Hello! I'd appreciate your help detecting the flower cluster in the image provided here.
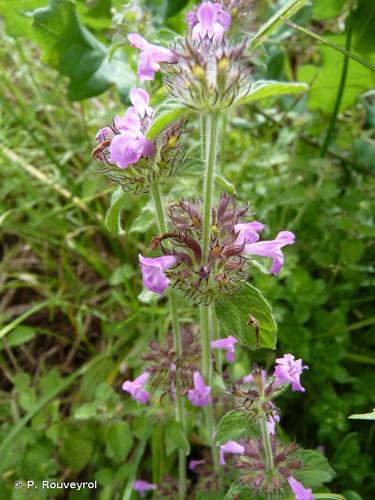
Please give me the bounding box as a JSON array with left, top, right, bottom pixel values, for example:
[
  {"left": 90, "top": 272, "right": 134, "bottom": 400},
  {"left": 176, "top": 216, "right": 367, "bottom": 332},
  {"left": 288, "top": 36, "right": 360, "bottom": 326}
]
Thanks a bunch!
[
  {"left": 128, "top": 2, "right": 254, "bottom": 112},
  {"left": 139, "top": 194, "right": 294, "bottom": 303},
  {"left": 93, "top": 88, "right": 186, "bottom": 193}
]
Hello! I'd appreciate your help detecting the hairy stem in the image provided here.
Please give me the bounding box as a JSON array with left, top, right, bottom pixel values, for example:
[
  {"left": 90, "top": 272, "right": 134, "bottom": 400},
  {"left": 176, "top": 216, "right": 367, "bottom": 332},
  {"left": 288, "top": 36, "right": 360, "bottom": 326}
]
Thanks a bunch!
[
  {"left": 150, "top": 182, "right": 186, "bottom": 499},
  {"left": 200, "top": 113, "right": 220, "bottom": 473}
]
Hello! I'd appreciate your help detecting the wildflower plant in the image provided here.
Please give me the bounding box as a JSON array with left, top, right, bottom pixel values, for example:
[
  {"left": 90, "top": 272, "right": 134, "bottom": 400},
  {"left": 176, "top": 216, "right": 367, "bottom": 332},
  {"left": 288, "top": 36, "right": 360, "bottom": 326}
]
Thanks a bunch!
[{"left": 92, "top": 0, "right": 338, "bottom": 498}]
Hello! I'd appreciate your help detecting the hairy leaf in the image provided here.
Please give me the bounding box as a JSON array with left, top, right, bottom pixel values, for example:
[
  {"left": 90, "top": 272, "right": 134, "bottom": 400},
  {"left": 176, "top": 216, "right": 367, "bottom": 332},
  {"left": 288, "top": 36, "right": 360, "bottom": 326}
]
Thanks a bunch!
[
  {"left": 293, "top": 449, "right": 336, "bottom": 487},
  {"left": 215, "top": 410, "right": 259, "bottom": 445},
  {"left": 32, "top": 0, "right": 134, "bottom": 100},
  {"left": 239, "top": 81, "right": 309, "bottom": 105},
  {"left": 216, "top": 283, "right": 277, "bottom": 350},
  {"left": 147, "top": 102, "right": 190, "bottom": 140},
  {"left": 105, "top": 187, "right": 126, "bottom": 234}
]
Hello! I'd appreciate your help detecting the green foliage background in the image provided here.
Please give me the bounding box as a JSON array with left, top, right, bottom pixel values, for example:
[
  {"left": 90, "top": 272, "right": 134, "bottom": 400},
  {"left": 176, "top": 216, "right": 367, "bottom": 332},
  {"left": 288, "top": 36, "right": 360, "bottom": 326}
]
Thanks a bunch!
[{"left": 0, "top": 0, "right": 374, "bottom": 499}]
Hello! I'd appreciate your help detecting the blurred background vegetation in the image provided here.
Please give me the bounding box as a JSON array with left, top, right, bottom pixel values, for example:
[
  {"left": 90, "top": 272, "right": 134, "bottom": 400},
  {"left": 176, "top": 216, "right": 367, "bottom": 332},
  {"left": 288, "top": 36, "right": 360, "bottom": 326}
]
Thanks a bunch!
[{"left": 0, "top": 0, "right": 374, "bottom": 499}]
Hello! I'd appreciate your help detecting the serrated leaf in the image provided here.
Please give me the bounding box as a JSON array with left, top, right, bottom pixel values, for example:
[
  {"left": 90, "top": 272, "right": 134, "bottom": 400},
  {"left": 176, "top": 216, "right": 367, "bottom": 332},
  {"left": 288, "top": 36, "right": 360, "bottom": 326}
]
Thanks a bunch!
[
  {"left": 249, "top": 0, "right": 309, "bottom": 49},
  {"left": 215, "top": 410, "right": 259, "bottom": 445},
  {"left": 293, "top": 449, "right": 335, "bottom": 488},
  {"left": 105, "top": 187, "right": 126, "bottom": 234},
  {"left": 105, "top": 421, "right": 133, "bottom": 463},
  {"left": 239, "top": 81, "right": 309, "bottom": 105},
  {"left": 32, "top": 0, "right": 135, "bottom": 100},
  {"left": 59, "top": 432, "right": 93, "bottom": 472},
  {"left": 164, "top": 419, "right": 190, "bottom": 456},
  {"left": 349, "top": 408, "right": 375, "bottom": 420},
  {"left": 216, "top": 283, "right": 277, "bottom": 350},
  {"left": 147, "top": 101, "right": 189, "bottom": 140}
]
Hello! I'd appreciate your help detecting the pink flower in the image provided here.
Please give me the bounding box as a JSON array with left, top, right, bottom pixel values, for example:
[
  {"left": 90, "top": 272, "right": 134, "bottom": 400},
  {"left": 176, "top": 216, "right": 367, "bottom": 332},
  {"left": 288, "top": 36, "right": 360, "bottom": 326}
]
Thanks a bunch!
[
  {"left": 122, "top": 371, "right": 150, "bottom": 404},
  {"left": 187, "top": 371, "right": 211, "bottom": 407},
  {"left": 139, "top": 254, "right": 178, "bottom": 295},
  {"left": 101, "top": 87, "right": 155, "bottom": 169},
  {"left": 242, "top": 369, "right": 267, "bottom": 384},
  {"left": 211, "top": 335, "right": 238, "bottom": 362},
  {"left": 267, "top": 401, "right": 280, "bottom": 435},
  {"left": 188, "top": 2, "right": 231, "bottom": 42},
  {"left": 219, "top": 440, "right": 245, "bottom": 465},
  {"left": 274, "top": 354, "right": 308, "bottom": 392},
  {"left": 189, "top": 459, "right": 204, "bottom": 470},
  {"left": 234, "top": 221, "right": 264, "bottom": 245},
  {"left": 243, "top": 231, "right": 295, "bottom": 274},
  {"left": 287, "top": 476, "right": 313, "bottom": 500},
  {"left": 128, "top": 33, "right": 176, "bottom": 82},
  {"left": 133, "top": 479, "right": 157, "bottom": 497}
]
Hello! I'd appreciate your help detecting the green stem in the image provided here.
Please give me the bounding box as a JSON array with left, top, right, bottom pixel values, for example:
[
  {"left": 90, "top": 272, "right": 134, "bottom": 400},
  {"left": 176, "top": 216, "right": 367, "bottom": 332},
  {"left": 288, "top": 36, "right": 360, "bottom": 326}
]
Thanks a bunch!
[
  {"left": 320, "top": 3, "right": 353, "bottom": 157},
  {"left": 202, "top": 113, "right": 219, "bottom": 263},
  {"left": 260, "top": 416, "right": 274, "bottom": 481},
  {"left": 199, "top": 113, "right": 220, "bottom": 473},
  {"left": 211, "top": 304, "right": 222, "bottom": 376},
  {"left": 150, "top": 182, "right": 186, "bottom": 500},
  {"left": 219, "top": 114, "right": 227, "bottom": 175}
]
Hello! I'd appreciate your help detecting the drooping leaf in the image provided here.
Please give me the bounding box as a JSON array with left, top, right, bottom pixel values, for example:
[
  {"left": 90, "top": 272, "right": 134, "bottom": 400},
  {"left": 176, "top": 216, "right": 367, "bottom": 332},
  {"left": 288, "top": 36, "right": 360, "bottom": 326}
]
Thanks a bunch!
[
  {"left": 239, "top": 81, "right": 309, "bottom": 105},
  {"left": 249, "top": 0, "right": 309, "bottom": 49},
  {"left": 105, "top": 186, "right": 126, "bottom": 234},
  {"left": 147, "top": 101, "right": 190, "bottom": 140},
  {"left": 105, "top": 421, "right": 134, "bottom": 463},
  {"left": 216, "top": 283, "right": 277, "bottom": 350},
  {"left": 349, "top": 408, "right": 375, "bottom": 420},
  {"left": 164, "top": 419, "right": 190, "bottom": 455},
  {"left": 32, "top": 0, "right": 135, "bottom": 100},
  {"left": 215, "top": 410, "right": 259, "bottom": 445},
  {"left": 293, "top": 449, "right": 336, "bottom": 487}
]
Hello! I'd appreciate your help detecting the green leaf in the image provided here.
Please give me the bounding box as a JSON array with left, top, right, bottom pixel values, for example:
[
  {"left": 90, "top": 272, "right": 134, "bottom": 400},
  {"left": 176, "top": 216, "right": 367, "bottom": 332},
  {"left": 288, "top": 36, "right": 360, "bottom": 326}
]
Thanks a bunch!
[
  {"left": 312, "top": 0, "right": 347, "bottom": 20},
  {"left": 164, "top": 419, "right": 190, "bottom": 456},
  {"left": 349, "top": 408, "right": 375, "bottom": 420},
  {"left": 216, "top": 283, "right": 277, "bottom": 350},
  {"left": 239, "top": 80, "right": 309, "bottom": 105},
  {"left": 32, "top": 0, "right": 135, "bottom": 100},
  {"left": 59, "top": 432, "right": 93, "bottom": 472},
  {"left": 105, "top": 421, "right": 134, "bottom": 463},
  {"left": 147, "top": 101, "right": 189, "bottom": 140},
  {"left": 215, "top": 410, "right": 259, "bottom": 445},
  {"left": 0, "top": 325, "right": 35, "bottom": 348},
  {"left": 105, "top": 187, "right": 126, "bottom": 234},
  {"left": 0, "top": 0, "right": 46, "bottom": 37},
  {"left": 165, "top": 0, "right": 189, "bottom": 19},
  {"left": 293, "top": 449, "right": 335, "bottom": 488},
  {"left": 249, "top": 0, "right": 309, "bottom": 49},
  {"left": 215, "top": 174, "right": 236, "bottom": 194}
]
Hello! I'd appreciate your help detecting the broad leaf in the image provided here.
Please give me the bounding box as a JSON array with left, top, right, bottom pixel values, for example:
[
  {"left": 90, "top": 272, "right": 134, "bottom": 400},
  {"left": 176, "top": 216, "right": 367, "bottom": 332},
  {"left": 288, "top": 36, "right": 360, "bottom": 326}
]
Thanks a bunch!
[
  {"left": 32, "top": 0, "right": 135, "bottom": 100},
  {"left": 165, "top": 0, "right": 190, "bottom": 19},
  {"left": 215, "top": 410, "right": 259, "bottom": 445},
  {"left": 105, "top": 421, "right": 134, "bottom": 463},
  {"left": 164, "top": 419, "right": 190, "bottom": 455},
  {"left": 216, "top": 283, "right": 277, "bottom": 350},
  {"left": 0, "top": 0, "right": 46, "bottom": 37},
  {"left": 293, "top": 449, "right": 335, "bottom": 487},
  {"left": 147, "top": 101, "right": 190, "bottom": 140},
  {"left": 105, "top": 186, "right": 126, "bottom": 234},
  {"left": 249, "top": 0, "right": 309, "bottom": 49},
  {"left": 349, "top": 408, "right": 375, "bottom": 420},
  {"left": 239, "top": 81, "right": 309, "bottom": 105},
  {"left": 59, "top": 432, "right": 93, "bottom": 472}
]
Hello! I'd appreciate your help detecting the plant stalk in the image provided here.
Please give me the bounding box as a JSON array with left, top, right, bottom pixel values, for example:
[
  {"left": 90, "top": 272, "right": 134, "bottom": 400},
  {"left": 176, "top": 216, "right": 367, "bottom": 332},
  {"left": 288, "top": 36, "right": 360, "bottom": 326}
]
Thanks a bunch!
[
  {"left": 200, "top": 113, "right": 220, "bottom": 473},
  {"left": 150, "top": 182, "right": 186, "bottom": 500}
]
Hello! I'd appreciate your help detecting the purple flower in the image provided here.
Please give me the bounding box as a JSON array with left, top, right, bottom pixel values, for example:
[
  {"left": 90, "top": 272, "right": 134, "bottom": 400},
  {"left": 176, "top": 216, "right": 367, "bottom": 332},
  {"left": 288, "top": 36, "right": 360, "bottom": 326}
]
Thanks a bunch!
[
  {"left": 133, "top": 480, "right": 157, "bottom": 497},
  {"left": 267, "top": 401, "right": 280, "bottom": 435},
  {"left": 96, "top": 126, "right": 112, "bottom": 142},
  {"left": 188, "top": 2, "right": 231, "bottom": 42},
  {"left": 211, "top": 335, "right": 238, "bottom": 362},
  {"left": 139, "top": 254, "right": 178, "bottom": 295},
  {"left": 187, "top": 371, "right": 211, "bottom": 407},
  {"left": 122, "top": 371, "right": 150, "bottom": 404},
  {"left": 287, "top": 476, "right": 313, "bottom": 500},
  {"left": 128, "top": 33, "right": 176, "bottom": 82},
  {"left": 219, "top": 440, "right": 245, "bottom": 465},
  {"left": 234, "top": 221, "right": 264, "bottom": 245},
  {"left": 243, "top": 369, "right": 267, "bottom": 384},
  {"left": 274, "top": 354, "right": 308, "bottom": 392},
  {"left": 189, "top": 459, "right": 204, "bottom": 470},
  {"left": 243, "top": 231, "right": 295, "bottom": 274},
  {"left": 110, "top": 134, "right": 154, "bottom": 169}
]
